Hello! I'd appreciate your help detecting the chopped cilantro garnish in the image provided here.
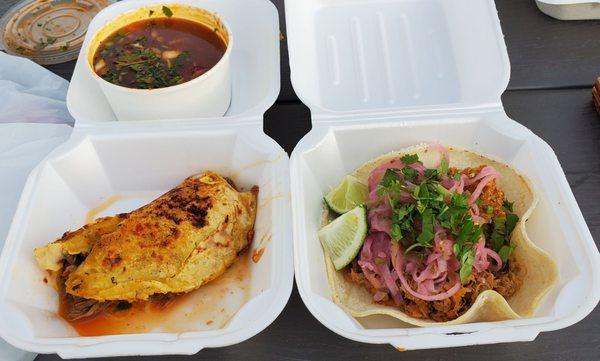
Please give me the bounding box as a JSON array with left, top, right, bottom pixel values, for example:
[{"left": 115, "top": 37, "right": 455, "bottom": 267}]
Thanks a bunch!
[
  {"left": 400, "top": 154, "right": 420, "bottom": 165},
  {"left": 441, "top": 158, "right": 449, "bottom": 177},
  {"left": 490, "top": 217, "right": 506, "bottom": 250},
  {"left": 498, "top": 245, "right": 514, "bottom": 263},
  {"left": 101, "top": 47, "right": 185, "bottom": 89},
  {"left": 459, "top": 249, "right": 475, "bottom": 283},
  {"left": 372, "top": 152, "right": 519, "bottom": 283},
  {"left": 424, "top": 168, "right": 438, "bottom": 179},
  {"left": 505, "top": 213, "right": 518, "bottom": 236},
  {"left": 490, "top": 212, "right": 519, "bottom": 254},
  {"left": 390, "top": 223, "right": 402, "bottom": 241},
  {"left": 503, "top": 200, "right": 514, "bottom": 212},
  {"left": 402, "top": 166, "right": 418, "bottom": 183},
  {"left": 416, "top": 208, "right": 435, "bottom": 246},
  {"left": 162, "top": 5, "right": 173, "bottom": 17}
]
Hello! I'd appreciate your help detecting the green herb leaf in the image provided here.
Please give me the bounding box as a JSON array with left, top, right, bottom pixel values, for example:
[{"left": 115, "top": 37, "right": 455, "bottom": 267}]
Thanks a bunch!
[
  {"left": 490, "top": 216, "right": 506, "bottom": 250},
  {"left": 453, "top": 242, "right": 461, "bottom": 256},
  {"left": 456, "top": 216, "right": 481, "bottom": 245},
  {"left": 503, "top": 200, "right": 514, "bottom": 212},
  {"left": 424, "top": 168, "right": 438, "bottom": 179},
  {"left": 174, "top": 50, "right": 190, "bottom": 67},
  {"left": 402, "top": 166, "right": 418, "bottom": 183},
  {"left": 434, "top": 183, "right": 452, "bottom": 198},
  {"left": 486, "top": 205, "right": 494, "bottom": 215},
  {"left": 441, "top": 158, "right": 449, "bottom": 177},
  {"left": 498, "top": 245, "right": 514, "bottom": 263},
  {"left": 162, "top": 5, "right": 173, "bottom": 17},
  {"left": 416, "top": 208, "right": 434, "bottom": 246},
  {"left": 459, "top": 249, "right": 475, "bottom": 284},
  {"left": 381, "top": 169, "right": 400, "bottom": 188},
  {"left": 393, "top": 205, "right": 412, "bottom": 222},
  {"left": 390, "top": 223, "right": 402, "bottom": 241},
  {"left": 505, "top": 213, "right": 519, "bottom": 236},
  {"left": 377, "top": 169, "right": 402, "bottom": 197},
  {"left": 400, "top": 154, "right": 420, "bottom": 165}
]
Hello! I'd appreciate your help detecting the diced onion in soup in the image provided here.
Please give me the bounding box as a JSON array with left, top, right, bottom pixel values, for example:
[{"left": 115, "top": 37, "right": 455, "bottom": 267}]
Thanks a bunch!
[
  {"left": 94, "top": 58, "right": 106, "bottom": 72},
  {"left": 162, "top": 50, "right": 182, "bottom": 60}
]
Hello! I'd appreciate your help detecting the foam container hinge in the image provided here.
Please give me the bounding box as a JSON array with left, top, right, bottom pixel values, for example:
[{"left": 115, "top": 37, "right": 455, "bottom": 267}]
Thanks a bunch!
[
  {"left": 535, "top": 0, "right": 600, "bottom": 20},
  {"left": 286, "top": 0, "right": 600, "bottom": 350},
  {"left": 0, "top": 0, "right": 293, "bottom": 358}
]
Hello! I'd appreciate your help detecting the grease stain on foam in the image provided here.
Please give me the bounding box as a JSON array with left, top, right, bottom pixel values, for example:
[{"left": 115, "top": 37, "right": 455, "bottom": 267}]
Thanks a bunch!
[
  {"left": 252, "top": 247, "right": 265, "bottom": 263},
  {"left": 85, "top": 194, "right": 123, "bottom": 223},
  {"left": 251, "top": 232, "right": 271, "bottom": 264},
  {"left": 258, "top": 192, "right": 286, "bottom": 208},
  {"left": 228, "top": 153, "right": 285, "bottom": 182}
]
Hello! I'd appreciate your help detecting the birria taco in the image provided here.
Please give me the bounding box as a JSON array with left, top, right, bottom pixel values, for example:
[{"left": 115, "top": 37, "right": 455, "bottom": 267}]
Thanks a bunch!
[{"left": 318, "top": 144, "right": 557, "bottom": 326}]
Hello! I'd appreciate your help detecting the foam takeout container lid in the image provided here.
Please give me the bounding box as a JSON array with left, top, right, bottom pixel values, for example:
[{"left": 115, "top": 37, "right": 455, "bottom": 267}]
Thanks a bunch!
[
  {"left": 0, "top": 0, "right": 293, "bottom": 358},
  {"left": 286, "top": 0, "right": 600, "bottom": 351}
]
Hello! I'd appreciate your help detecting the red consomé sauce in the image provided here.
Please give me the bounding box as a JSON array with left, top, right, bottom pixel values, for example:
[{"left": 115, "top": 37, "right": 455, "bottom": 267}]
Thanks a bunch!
[{"left": 93, "top": 17, "right": 226, "bottom": 89}]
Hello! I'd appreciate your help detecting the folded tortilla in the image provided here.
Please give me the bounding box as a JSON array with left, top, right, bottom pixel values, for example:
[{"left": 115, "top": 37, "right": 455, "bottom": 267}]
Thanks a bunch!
[{"left": 34, "top": 171, "right": 258, "bottom": 303}]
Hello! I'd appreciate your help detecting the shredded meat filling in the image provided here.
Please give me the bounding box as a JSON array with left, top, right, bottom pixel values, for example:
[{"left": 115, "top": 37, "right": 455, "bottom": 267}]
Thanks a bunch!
[
  {"left": 57, "top": 254, "right": 177, "bottom": 321},
  {"left": 347, "top": 260, "right": 522, "bottom": 322}
]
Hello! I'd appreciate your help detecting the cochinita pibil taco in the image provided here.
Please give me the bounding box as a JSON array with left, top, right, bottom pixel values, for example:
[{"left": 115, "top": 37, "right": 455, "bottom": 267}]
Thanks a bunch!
[{"left": 318, "top": 144, "right": 557, "bottom": 326}]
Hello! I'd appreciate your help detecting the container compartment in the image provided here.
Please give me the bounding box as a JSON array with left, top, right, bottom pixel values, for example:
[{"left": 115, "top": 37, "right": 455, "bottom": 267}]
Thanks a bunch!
[
  {"left": 290, "top": 110, "right": 600, "bottom": 349},
  {"left": 67, "top": 0, "right": 281, "bottom": 124},
  {"left": 0, "top": 125, "right": 293, "bottom": 358},
  {"left": 287, "top": 0, "right": 599, "bottom": 349}
]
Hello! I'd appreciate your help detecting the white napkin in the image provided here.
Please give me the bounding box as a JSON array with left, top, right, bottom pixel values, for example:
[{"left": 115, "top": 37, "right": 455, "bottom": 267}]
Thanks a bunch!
[
  {"left": 0, "top": 52, "right": 74, "bottom": 125},
  {"left": 0, "top": 53, "right": 74, "bottom": 361}
]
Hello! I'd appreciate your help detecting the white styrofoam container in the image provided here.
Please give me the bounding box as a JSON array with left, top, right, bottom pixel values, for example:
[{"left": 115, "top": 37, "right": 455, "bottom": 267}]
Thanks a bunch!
[
  {"left": 68, "top": 0, "right": 281, "bottom": 124},
  {"left": 0, "top": 0, "right": 293, "bottom": 358},
  {"left": 86, "top": 3, "right": 234, "bottom": 121},
  {"left": 0, "top": 123, "right": 73, "bottom": 361},
  {"left": 535, "top": 0, "right": 600, "bottom": 20},
  {"left": 287, "top": 0, "right": 600, "bottom": 350}
]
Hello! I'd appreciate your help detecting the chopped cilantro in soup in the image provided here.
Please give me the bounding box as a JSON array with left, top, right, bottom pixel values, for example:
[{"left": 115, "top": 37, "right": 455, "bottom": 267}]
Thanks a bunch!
[{"left": 93, "top": 17, "right": 226, "bottom": 89}]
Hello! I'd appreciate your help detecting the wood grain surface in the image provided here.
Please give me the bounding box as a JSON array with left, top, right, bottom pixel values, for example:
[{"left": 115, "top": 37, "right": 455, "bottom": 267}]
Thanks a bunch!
[{"left": 1, "top": 0, "right": 598, "bottom": 360}]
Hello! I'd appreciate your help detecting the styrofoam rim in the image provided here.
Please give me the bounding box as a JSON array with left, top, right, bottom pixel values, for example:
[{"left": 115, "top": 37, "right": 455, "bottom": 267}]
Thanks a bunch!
[{"left": 0, "top": 129, "right": 295, "bottom": 357}]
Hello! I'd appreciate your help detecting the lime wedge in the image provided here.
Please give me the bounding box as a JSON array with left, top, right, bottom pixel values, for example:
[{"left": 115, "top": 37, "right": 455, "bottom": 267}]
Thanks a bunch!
[
  {"left": 318, "top": 206, "right": 367, "bottom": 270},
  {"left": 324, "top": 175, "right": 368, "bottom": 214}
]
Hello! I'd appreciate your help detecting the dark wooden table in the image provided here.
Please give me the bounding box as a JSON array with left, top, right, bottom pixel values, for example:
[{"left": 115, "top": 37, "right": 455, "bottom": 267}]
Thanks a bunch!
[{"left": 2, "top": 0, "right": 598, "bottom": 359}]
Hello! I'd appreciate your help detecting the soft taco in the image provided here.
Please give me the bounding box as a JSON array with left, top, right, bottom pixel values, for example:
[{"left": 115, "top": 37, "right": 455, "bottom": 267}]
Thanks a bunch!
[{"left": 318, "top": 144, "right": 557, "bottom": 326}]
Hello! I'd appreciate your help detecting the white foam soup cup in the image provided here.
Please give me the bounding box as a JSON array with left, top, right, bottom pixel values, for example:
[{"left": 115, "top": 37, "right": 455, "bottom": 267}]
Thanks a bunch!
[{"left": 86, "top": 3, "right": 233, "bottom": 121}]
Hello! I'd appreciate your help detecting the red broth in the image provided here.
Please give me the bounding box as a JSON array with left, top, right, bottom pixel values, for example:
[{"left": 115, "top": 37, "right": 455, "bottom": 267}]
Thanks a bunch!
[{"left": 93, "top": 17, "right": 226, "bottom": 89}]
